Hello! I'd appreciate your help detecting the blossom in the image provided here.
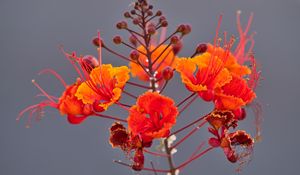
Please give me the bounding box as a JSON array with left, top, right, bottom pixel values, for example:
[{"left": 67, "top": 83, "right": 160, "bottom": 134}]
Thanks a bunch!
[
  {"left": 214, "top": 74, "right": 256, "bottom": 110},
  {"left": 18, "top": 78, "right": 94, "bottom": 126},
  {"left": 127, "top": 92, "right": 178, "bottom": 143},
  {"left": 175, "top": 54, "right": 232, "bottom": 101},
  {"left": 75, "top": 64, "right": 130, "bottom": 110},
  {"left": 129, "top": 45, "right": 176, "bottom": 81}
]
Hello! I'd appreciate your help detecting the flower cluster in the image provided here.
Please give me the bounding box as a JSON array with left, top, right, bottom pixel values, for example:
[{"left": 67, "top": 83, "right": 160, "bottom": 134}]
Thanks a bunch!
[{"left": 18, "top": 0, "right": 261, "bottom": 174}]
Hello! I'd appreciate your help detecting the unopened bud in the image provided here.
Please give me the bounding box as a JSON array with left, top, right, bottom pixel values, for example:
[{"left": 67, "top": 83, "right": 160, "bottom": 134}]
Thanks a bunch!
[
  {"left": 170, "top": 36, "right": 180, "bottom": 44},
  {"left": 196, "top": 43, "right": 208, "bottom": 54},
  {"left": 161, "top": 20, "right": 168, "bottom": 27},
  {"left": 124, "top": 12, "right": 131, "bottom": 18},
  {"left": 133, "top": 18, "right": 141, "bottom": 25},
  {"left": 147, "top": 23, "right": 156, "bottom": 35},
  {"left": 129, "top": 35, "right": 138, "bottom": 47},
  {"left": 183, "top": 24, "right": 192, "bottom": 35},
  {"left": 130, "top": 50, "right": 140, "bottom": 60},
  {"left": 92, "top": 37, "right": 103, "bottom": 47},
  {"left": 147, "top": 10, "right": 153, "bottom": 16},
  {"left": 116, "top": 21, "right": 128, "bottom": 29},
  {"left": 113, "top": 36, "right": 122, "bottom": 44},
  {"left": 82, "top": 55, "right": 99, "bottom": 73},
  {"left": 172, "top": 41, "right": 183, "bottom": 55},
  {"left": 177, "top": 24, "right": 185, "bottom": 33},
  {"left": 156, "top": 10, "right": 162, "bottom": 16},
  {"left": 162, "top": 66, "right": 174, "bottom": 80},
  {"left": 159, "top": 16, "right": 166, "bottom": 23},
  {"left": 131, "top": 10, "right": 136, "bottom": 15},
  {"left": 148, "top": 5, "right": 153, "bottom": 9}
]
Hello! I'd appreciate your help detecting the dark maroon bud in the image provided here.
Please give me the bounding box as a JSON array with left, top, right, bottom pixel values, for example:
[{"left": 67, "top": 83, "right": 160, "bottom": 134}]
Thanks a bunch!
[
  {"left": 161, "top": 20, "right": 168, "bottom": 27},
  {"left": 177, "top": 24, "right": 186, "bottom": 33},
  {"left": 124, "top": 12, "right": 131, "bottom": 18},
  {"left": 113, "top": 36, "right": 122, "bottom": 44},
  {"left": 159, "top": 16, "right": 166, "bottom": 22},
  {"left": 131, "top": 10, "right": 136, "bottom": 15},
  {"left": 133, "top": 18, "right": 141, "bottom": 25},
  {"left": 129, "top": 35, "right": 138, "bottom": 47},
  {"left": 147, "top": 10, "right": 153, "bottom": 16},
  {"left": 196, "top": 43, "right": 208, "bottom": 54},
  {"left": 162, "top": 66, "right": 174, "bottom": 80},
  {"left": 132, "top": 148, "right": 144, "bottom": 171},
  {"left": 116, "top": 21, "right": 128, "bottom": 29},
  {"left": 92, "top": 37, "right": 104, "bottom": 47},
  {"left": 182, "top": 24, "right": 192, "bottom": 35},
  {"left": 172, "top": 41, "right": 183, "bottom": 55},
  {"left": 148, "top": 5, "right": 153, "bottom": 9},
  {"left": 130, "top": 50, "right": 140, "bottom": 60},
  {"left": 82, "top": 55, "right": 99, "bottom": 73},
  {"left": 156, "top": 10, "right": 162, "bottom": 16},
  {"left": 170, "top": 36, "right": 180, "bottom": 44},
  {"left": 147, "top": 23, "right": 156, "bottom": 35}
]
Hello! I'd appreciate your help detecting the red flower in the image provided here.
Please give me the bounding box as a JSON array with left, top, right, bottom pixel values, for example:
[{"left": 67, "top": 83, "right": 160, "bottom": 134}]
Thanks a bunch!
[{"left": 127, "top": 92, "right": 178, "bottom": 143}]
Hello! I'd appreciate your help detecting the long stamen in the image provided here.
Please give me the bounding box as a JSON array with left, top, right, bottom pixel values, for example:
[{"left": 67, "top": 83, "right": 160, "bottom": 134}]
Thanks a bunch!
[
  {"left": 38, "top": 69, "right": 67, "bottom": 88},
  {"left": 94, "top": 113, "right": 127, "bottom": 123},
  {"left": 113, "top": 160, "right": 169, "bottom": 173},
  {"left": 31, "top": 80, "right": 56, "bottom": 103}
]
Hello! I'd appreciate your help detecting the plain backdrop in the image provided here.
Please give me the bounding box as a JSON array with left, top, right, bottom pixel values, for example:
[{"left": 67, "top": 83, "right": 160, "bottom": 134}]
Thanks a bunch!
[{"left": 1, "top": 0, "right": 300, "bottom": 175}]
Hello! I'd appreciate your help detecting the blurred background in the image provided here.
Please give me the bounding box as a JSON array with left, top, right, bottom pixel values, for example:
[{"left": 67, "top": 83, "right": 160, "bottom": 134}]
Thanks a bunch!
[{"left": 1, "top": 0, "right": 300, "bottom": 174}]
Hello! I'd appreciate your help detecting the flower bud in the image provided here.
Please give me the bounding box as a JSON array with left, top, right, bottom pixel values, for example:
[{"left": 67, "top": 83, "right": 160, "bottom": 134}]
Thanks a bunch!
[
  {"left": 159, "top": 16, "right": 166, "bottom": 23},
  {"left": 130, "top": 10, "right": 136, "bottom": 15},
  {"left": 182, "top": 24, "right": 191, "bottom": 35},
  {"left": 147, "top": 23, "right": 156, "bottom": 35},
  {"left": 124, "top": 12, "right": 131, "bottom": 18},
  {"left": 132, "top": 148, "right": 144, "bottom": 171},
  {"left": 156, "top": 10, "right": 162, "bottom": 16},
  {"left": 116, "top": 21, "right": 127, "bottom": 29},
  {"left": 208, "top": 137, "right": 221, "bottom": 147},
  {"left": 148, "top": 5, "right": 153, "bottom": 9},
  {"left": 162, "top": 66, "right": 174, "bottom": 80},
  {"left": 170, "top": 36, "right": 180, "bottom": 44},
  {"left": 177, "top": 24, "right": 186, "bottom": 33},
  {"left": 113, "top": 36, "right": 122, "bottom": 45},
  {"left": 161, "top": 20, "right": 168, "bottom": 27},
  {"left": 172, "top": 41, "right": 183, "bottom": 55},
  {"left": 129, "top": 35, "right": 138, "bottom": 47},
  {"left": 147, "top": 10, "right": 153, "bottom": 16},
  {"left": 196, "top": 43, "right": 208, "bottom": 54},
  {"left": 130, "top": 50, "right": 140, "bottom": 60},
  {"left": 82, "top": 55, "right": 99, "bottom": 73},
  {"left": 92, "top": 37, "right": 103, "bottom": 47},
  {"left": 133, "top": 18, "right": 141, "bottom": 25}
]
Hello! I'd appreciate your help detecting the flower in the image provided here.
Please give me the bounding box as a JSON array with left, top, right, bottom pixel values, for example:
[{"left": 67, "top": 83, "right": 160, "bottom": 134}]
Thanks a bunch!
[
  {"left": 220, "top": 130, "right": 254, "bottom": 163},
  {"left": 75, "top": 64, "right": 130, "bottom": 110},
  {"left": 18, "top": 78, "right": 94, "bottom": 126},
  {"left": 206, "top": 110, "right": 237, "bottom": 130},
  {"left": 127, "top": 92, "right": 178, "bottom": 143},
  {"left": 129, "top": 45, "right": 176, "bottom": 81},
  {"left": 214, "top": 74, "right": 256, "bottom": 110},
  {"left": 175, "top": 54, "right": 232, "bottom": 101}
]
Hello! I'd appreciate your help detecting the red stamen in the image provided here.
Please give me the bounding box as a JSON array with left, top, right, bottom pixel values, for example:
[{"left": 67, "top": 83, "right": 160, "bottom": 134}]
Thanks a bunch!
[
  {"left": 38, "top": 69, "right": 67, "bottom": 88},
  {"left": 31, "top": 80, "right": 56, "bottom": 103}
]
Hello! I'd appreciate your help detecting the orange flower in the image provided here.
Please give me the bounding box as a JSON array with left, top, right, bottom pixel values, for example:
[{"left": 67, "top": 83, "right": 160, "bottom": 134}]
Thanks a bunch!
[
  {"left": 206, "top": 44, "right": 251, "bottom": 76},
  {"left": 18, "top": 78, "right": 94, "bottom": 126},
  {"left": 129, "top": 45, "right": 176, "bottom": 81},
  {"left": 75, "top": 64, "right": 130, "bottom": 110},
  {"left": 176, "top": 54, "right": 232, "bottom": 101},
  {"left": 127, "top": 92, "right": 178, "bottom": 143},
  {"left": 214, "top": 74, "right": 256, "bottom": 110}
]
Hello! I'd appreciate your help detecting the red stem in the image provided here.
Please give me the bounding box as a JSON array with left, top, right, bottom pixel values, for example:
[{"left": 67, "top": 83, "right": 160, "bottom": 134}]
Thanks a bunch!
[
  {"left": 170, "top": 115, "right": 207, "bottom": 136},
  {"left": 93, "top": 113, "right": 127, "bottom": 123}
]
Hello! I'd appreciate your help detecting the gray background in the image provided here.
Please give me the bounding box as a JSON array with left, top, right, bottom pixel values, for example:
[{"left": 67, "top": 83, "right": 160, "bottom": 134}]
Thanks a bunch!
[{"left": 1, "top": 0, "right": 299, "bottom": 174}]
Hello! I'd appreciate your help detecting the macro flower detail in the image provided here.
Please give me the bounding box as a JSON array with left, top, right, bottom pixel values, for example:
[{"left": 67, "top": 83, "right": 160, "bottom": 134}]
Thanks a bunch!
[
  {"left": 75, "top": 64, "right": 130, "bottom": 110},
  {"left": 206, "top": 110, "right": 237, "bottom": 130},
  {"left": 176, "top": 54, "right": 232, "bottom": 101},
  {"left": 128, "top": 92, "right": 178, "bottom": 143},
  {"left": 214, "top": 74, "right": 256, "bottom": 110}
]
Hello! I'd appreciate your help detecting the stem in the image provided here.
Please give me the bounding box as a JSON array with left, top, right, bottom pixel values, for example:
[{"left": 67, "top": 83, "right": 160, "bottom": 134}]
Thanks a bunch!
[
  {"left": 150, "top": 161, "right": 158, "bottom": 175},
  {"left": 179, "top": 95, "right": 198, "bottom": 114},
  {"left": 123, "top": 90, "right": 138, "bottom": 99},
  {"left": 170, "top": 115, "right": 207, "bottom": 136},
  {"left": 93, "top": 113, "right": 127, "bottom": 123},
  {"left": 144, "top": 149, "right": 170, "bottom": 157},
  {"left": 102, "top": 45, "right": 134, "bottom": 62},
  {"left": 159, "top": 80, "right": 168, "bottom": 94},
  {"left": 171, "top": 120, "right": 207, "bottom": 149},
  {"left": 176, "top": 147, "right": 214, "bottom": 170},
  {"left": 176, "top": 93, "right": 196, "bottom": 107},
  {"left": 114, "top": 160, "right": 169, "bottom": 173},
  {"left": 164, "top": 139, "right": 177, "bottom": 175},
  {"left": 127, "top": 81, "right": 150, "bottom": 89}
]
